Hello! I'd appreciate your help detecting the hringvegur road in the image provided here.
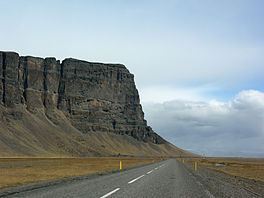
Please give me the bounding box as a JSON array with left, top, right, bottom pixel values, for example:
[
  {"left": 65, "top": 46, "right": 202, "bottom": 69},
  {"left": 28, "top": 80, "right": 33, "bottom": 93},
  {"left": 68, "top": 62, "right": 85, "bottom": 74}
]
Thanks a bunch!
[{"left": 2, "top": 159, "right": 259, "bottom": 198}]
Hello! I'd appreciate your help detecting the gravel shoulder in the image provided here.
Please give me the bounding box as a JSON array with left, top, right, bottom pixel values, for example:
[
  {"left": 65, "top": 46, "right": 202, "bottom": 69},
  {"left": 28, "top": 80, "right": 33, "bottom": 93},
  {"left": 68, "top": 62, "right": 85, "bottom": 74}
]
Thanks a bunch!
[{"left": 184, "top": 161, "right": 264, "bottom": 197}]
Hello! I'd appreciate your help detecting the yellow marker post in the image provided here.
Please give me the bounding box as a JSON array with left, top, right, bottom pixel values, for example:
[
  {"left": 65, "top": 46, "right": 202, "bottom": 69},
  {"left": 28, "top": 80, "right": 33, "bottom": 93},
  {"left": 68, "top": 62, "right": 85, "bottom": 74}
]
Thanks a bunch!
[
  {"left": 195, "top": 162, "right": 197, "bottom": 171},
  {"left": 120, "top": 161, "right": 122, "bottom": 170},
  {"left": 182, "top": 159, "right": 184, "bottom": 164}
]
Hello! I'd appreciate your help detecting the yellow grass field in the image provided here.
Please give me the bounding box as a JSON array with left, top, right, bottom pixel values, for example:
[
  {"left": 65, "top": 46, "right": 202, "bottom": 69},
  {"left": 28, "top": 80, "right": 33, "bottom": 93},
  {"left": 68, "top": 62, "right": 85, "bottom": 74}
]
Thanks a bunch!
[
  {"left": 183, "top": 157, "right": 264, "bottom": 182},
  {"left": 0, "top": 157, "right": 163, "bottom": 189}
]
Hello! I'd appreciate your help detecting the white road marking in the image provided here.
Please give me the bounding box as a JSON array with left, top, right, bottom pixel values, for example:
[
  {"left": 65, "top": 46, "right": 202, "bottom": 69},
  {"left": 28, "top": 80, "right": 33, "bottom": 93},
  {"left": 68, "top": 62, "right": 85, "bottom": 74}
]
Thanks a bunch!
[
  {"left": 205, "top": 189, "right": 215, "bottom": 198},
  {"left": 147, "top": 170, "right": 153, "bottom": 174},
  {"left": 196, "top": 181, "right": 203, "bottom": 186},
  {"left": 128, "top": 175, "right": 145, "bottom": 184},
  {"left": 100, "top": 188, "right": 120, "bottom": 198},
  {"left": 155, "top": 167, "right": 158, "bottom": 170}
]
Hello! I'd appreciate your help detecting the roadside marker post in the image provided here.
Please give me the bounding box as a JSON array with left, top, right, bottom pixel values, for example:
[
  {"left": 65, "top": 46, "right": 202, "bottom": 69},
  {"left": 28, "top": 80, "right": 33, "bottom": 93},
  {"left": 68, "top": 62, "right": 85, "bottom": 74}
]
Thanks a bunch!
[
  {"left": 120, "top": 161, "right": 122, "bottom": 170},
  {"left": 195, "top": 162, "right": 197, "bottom": 171}
]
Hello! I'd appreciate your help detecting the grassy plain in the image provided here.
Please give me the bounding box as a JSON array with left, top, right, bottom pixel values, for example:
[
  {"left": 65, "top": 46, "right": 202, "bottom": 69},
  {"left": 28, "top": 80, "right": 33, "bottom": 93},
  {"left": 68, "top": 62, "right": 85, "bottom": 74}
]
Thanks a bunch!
[
  {"left": 183, "top": 157, "right": 264, "bottom": 182},
  {"left": 0, "top": 157, "right": 162, "bottom": 189}
]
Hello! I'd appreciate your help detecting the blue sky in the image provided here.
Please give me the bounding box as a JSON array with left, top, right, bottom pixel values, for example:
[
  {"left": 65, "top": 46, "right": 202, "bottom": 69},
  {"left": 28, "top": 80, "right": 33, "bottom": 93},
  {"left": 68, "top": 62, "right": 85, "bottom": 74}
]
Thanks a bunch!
[{"left": 1, "top": 0, "right": 264, "bottom": 157}]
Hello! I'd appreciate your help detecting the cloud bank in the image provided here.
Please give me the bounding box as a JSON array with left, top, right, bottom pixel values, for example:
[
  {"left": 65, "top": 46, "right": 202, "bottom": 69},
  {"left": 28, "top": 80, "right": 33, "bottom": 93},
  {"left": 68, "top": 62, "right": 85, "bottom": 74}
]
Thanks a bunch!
[{"left": 143, "top": 90, "right": 264, "bottom": 157}]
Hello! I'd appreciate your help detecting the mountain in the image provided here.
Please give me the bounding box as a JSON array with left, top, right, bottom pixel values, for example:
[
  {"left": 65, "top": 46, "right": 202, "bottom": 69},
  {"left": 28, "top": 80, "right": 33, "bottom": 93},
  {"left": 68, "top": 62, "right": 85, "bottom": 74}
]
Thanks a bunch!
[{"left": 0, "top": 51, "right": 194, "bottom": 157}]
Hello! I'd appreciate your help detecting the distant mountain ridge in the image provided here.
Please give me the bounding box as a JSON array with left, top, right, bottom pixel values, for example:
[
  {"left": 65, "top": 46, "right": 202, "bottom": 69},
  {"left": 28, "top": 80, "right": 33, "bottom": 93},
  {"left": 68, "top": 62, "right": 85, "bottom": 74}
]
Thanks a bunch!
[{"left": 0, "top": 51, "right": 194, "bottom": 157}]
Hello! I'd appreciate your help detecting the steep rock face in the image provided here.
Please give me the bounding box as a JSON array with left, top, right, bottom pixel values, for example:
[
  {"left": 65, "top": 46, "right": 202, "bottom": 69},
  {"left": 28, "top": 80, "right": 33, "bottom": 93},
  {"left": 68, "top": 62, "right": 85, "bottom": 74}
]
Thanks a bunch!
[
  {"left": 0, "top": 51, "right": 165, "bottom": 144},
  {"left": 18, "top": 56, "right": 61, "bottom": 110},
  {"left": 1, "top": 52, "right": 20, "bottom": 106},
  {"left": 0, "top": 52, "right": 3, "bottom": 104}
]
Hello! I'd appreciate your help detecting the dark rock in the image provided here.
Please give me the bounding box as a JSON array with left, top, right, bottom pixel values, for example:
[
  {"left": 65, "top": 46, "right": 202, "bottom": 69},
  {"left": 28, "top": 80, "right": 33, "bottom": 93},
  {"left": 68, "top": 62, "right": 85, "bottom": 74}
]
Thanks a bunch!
[
  {"left": 19, "top": 56, "right": 45, "bottom": 110},
  {"left": 43, "top": 58, "right": 61, "bottom": 109},
  {"left": 0, "top": 52, "right": 3, "bottom": 105},
  {"left": 2, "top": 52, "right": 20, "bottom": 106}
]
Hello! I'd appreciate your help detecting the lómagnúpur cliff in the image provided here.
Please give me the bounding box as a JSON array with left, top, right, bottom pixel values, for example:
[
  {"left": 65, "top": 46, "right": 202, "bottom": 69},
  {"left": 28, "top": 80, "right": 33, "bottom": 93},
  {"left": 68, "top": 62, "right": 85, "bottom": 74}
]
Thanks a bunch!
[{"left": 0, "top": 51, "right": 193, "bottom": 157}]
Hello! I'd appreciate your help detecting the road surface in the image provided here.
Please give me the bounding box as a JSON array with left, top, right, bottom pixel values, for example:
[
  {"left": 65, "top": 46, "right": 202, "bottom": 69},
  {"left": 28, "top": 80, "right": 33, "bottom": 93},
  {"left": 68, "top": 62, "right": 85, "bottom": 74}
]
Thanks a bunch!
[{"left": 1, "top": 159, "right": 260, "bottom": 198}]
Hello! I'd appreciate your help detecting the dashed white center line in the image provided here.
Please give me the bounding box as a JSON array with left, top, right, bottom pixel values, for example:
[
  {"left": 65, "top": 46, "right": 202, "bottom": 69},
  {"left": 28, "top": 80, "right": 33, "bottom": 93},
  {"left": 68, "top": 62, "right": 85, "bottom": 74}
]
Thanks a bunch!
[
  {"left": 100, "top": 163, "right": 168, "bottom": 197},
  {"left": 128, "top": 175, "right": 145, "bottom": 184},
  {"left": 147, "top": 170, "right": 153, "bottom": 174},
  {"left": 205, "top": 189, "right": 215, "bottom": 198},
  {"left": 101, "top": 163, "right": 168, "bottom": 196},
  {"left": 100, "top": 188, "right": 120, "bottom": 198}
]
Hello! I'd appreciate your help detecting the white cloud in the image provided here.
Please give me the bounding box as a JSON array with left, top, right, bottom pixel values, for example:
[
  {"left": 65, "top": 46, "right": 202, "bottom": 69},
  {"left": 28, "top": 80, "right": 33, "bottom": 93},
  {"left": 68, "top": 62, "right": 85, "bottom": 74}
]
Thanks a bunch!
[{"left": 143, "top": 90, "right": 264, "bottom": 157}]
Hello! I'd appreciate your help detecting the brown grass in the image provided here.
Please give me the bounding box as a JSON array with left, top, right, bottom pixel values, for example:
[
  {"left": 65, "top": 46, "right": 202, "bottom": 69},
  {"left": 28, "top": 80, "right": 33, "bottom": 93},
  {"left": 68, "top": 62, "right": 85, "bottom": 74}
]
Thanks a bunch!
[
  {"left": 182, "top": 157, "right": 264, "bottom": 182},
  {"left": 0, "top": 157, "right": 163, "bottom": 189}
]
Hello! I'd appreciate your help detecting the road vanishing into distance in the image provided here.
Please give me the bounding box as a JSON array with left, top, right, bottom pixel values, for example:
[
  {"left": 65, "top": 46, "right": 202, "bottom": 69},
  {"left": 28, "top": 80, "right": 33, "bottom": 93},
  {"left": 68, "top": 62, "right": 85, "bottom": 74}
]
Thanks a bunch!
[{"left": 2, "top": 159, "right": 261, "bottom": 198}]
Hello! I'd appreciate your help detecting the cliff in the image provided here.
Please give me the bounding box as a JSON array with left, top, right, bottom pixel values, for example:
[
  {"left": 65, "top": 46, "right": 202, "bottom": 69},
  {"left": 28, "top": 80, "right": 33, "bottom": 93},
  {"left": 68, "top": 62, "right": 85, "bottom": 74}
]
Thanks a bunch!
[{"left": 0, "top": 51, "right": 194, "bottom": 157}]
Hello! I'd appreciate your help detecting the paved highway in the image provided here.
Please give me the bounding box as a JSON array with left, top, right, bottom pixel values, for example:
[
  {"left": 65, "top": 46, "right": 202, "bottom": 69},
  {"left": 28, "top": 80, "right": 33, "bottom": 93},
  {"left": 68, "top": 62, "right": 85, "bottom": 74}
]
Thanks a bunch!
[
  {"left": 2, "top": 159, "right": 259, "bottom": 198},
  {"left": 2, "top": 159, "right": 216, "bottom": 198}
]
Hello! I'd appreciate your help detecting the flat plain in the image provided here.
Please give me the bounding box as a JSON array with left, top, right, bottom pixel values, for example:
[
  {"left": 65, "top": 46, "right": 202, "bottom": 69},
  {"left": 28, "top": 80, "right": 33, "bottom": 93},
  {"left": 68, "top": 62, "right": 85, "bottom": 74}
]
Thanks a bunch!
[
  {"left": 0, "top": 157, "right": 162, "bottom": 189},
  {"left": 2, "top": 156, "right": 264, "bottom": 197},
  {"left": 183, "top": 157, "right": 264, "bottom": 182}
]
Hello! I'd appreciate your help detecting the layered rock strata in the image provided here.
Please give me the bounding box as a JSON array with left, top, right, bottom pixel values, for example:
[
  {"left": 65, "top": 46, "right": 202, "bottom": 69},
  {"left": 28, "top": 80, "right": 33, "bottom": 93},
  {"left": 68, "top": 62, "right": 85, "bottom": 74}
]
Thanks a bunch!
[{"left": 0, "top": 51, "right": 165, "bottom": 144}]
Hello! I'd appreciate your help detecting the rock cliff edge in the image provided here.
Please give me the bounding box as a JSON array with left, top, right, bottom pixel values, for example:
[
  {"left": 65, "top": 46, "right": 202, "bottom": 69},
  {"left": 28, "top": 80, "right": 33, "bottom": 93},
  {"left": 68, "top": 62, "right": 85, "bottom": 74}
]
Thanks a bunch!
[{"left": 0, "top": 51, "right": 164, "bottom": 144}]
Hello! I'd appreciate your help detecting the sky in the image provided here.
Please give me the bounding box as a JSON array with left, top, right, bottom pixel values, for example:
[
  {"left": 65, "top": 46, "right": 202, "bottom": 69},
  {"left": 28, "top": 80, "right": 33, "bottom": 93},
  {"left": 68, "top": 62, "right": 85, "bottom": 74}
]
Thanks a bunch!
[{"left": 0, "top": 0, "right": 264, "bottom": 157}]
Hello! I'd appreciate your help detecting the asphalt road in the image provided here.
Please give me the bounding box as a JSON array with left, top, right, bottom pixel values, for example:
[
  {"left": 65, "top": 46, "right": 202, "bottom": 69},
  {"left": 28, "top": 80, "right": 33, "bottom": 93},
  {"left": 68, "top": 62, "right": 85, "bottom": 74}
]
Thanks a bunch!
[{"left": 2, "top": 159, "right": 221, "bottom": 198}]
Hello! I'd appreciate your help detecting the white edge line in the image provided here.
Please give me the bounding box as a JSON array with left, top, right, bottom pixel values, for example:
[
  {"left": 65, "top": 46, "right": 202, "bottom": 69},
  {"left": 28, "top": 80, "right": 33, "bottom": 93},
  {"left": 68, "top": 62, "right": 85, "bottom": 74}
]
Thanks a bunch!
[
  {"left": 100, "top": 188, "right": 120, "bottom": 198},
  {"left": 128, "top": 175, "right": 145, "bottom": 184},
  {"left": 155, "top": 167, "right": 158, "bottom": 170},
  {"left": 147, "top": 170, "right": 153, "bottom": 174}
]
